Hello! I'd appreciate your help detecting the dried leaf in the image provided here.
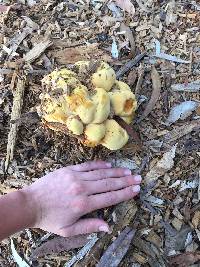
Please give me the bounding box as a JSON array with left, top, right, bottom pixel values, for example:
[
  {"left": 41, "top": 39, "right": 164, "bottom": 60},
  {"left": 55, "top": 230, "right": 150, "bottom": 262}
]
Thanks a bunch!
[
  {"left": 11, "top": 239, "right": 30, "bottom": 267},
  {"left": 120, "top": 23, "right": 135, "bottom": 55},
  {"left": 169, "top": 252, "right": 200, "bottom": 267},
  {"left": 145, "top": 144, "right": 177, "bottom": 184},
  {"left": 31, "top": 235, "right": 89, "bottom": 259},
  {"left": 114, "top": 0, "right": 135, "bottom": 16},
  {"left": 134, "top": 69, "right": 144, "bottom": 96},
  {"left": 165, "top": 101, "right": 199, "bottom": 126},
  {"left": 154, "top": 39, "right": 190, "bottom": 63},
  {"left": 114, "top": 116, "right": 142, "bottom": 145},
  {"left": 97, "top": 227, "right": 136, "bottom": 267},
  {"left": 139, "top": 66, "right": 161, "bottom": 121},
  {"left": 171, "top": 80, "right": 200, "bottom": 92},
  {"left": 163, "top": 120, "right": 200, "bottom": 143},
  {"left": 165, "top": 226, "right": 191, "bottom": 255},
  {"left": 127, "top": 70, "right": 137, "bottom": 86},
  {"left": 154, "top": 53, "right": 190, "bottom": 64}
]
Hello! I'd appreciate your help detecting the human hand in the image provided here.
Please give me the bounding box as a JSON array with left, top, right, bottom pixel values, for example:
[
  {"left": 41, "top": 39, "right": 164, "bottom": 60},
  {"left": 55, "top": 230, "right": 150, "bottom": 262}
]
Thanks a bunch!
[{"left": 23, "top": 161, "right": 141, "bottom": 237}]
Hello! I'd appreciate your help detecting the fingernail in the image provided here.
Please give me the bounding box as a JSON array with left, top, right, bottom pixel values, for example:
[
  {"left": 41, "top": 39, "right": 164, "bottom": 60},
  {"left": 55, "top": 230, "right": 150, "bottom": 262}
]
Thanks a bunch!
[
  {"left": 132, "top": 185, "right": 140, "bottom": 193},
  {"left": 99, "top": 225, "right": 110, "bottom": 233},
  {"left": 106, "top": 162, "right": 112, "bottom": 167},
  {"left": 134, "top": 175, "right": 142, "bottom": 183},
  {"left": 124, "top": 169, "right": 131, "bottom": 175}
]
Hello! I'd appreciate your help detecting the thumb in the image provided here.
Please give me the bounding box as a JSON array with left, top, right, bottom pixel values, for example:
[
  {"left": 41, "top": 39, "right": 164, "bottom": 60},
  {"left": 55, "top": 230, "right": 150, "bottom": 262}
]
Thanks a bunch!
[{"left": 58, "top": 218, "right": 110, "bottom": 237}]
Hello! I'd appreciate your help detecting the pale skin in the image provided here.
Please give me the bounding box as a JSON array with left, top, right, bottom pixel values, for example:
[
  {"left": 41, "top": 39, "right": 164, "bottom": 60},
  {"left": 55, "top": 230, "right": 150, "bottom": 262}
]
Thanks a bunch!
[{"left": 0, "top": 160, "right": 141, "bottom": 241}]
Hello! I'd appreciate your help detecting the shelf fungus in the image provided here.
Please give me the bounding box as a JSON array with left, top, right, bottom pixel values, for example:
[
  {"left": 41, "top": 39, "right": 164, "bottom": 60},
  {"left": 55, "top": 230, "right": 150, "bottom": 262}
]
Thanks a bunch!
[{"left": 38, "top": 61, "right": 137, "bottom": 150}]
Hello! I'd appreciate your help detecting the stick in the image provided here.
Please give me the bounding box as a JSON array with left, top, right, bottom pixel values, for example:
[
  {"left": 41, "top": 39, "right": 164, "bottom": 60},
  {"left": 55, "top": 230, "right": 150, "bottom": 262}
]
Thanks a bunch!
[
  {"left": 116, "top": 52, "right": 146, "bottom": 79},
  {"left": 24, "top": 39, "right": 52, "bottom": 63},
  {"left": 5, "top": 76, "right": 26, "bottom": 172}
]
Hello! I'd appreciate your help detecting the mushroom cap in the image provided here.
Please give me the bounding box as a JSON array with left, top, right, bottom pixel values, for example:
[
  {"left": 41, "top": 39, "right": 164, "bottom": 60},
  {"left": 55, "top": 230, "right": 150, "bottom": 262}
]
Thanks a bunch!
[
  {"left": 114, "top": 80, "right": 131, "bottom": 91},
  {"left": 65, "top": 88, "right": 95, "bottom": 124},
  {"left": 109, "top": 90, "right": 137, "bottom": 117},
  {"left": 92, "top": 62, "right": 116, "bottom": 91},
  {"left": 76, "top": 102, "right": 95, "bottom": 124},
  {"left": 101, "top": 119, "right": 129, "bottom": 150},
  {"left": 85, "top": 123, "right": 106, "bottom": 145},
  {"left": 66, "top": 116, "right": 84, "bottom": 135},
  {"left": 91, "top": 88, "right": 110, "bottom": 123},
  {"left": 39, "top": 94, "right": 69, "bottom": 124}
]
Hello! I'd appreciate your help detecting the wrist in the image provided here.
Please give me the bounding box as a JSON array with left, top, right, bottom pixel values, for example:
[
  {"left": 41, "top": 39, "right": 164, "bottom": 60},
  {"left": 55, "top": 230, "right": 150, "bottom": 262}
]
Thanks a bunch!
[{"left": 20, "top": 186, "right": 40, "bottom": 228}]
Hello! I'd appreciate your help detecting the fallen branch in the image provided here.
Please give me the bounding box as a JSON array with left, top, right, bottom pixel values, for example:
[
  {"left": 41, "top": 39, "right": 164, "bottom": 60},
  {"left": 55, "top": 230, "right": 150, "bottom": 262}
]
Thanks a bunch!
[
  {"left": 5, "top": 76, "right": 26, "bottom": 172},
  {"left": 116, "top": 52, "right": 146, "bottom": 79}
]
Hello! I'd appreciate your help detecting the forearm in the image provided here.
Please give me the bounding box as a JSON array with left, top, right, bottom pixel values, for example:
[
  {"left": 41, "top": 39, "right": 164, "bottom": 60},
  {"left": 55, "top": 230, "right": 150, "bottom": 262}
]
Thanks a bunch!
[{"left": 0, "top": 189, "right": 34, "bottom": 241}]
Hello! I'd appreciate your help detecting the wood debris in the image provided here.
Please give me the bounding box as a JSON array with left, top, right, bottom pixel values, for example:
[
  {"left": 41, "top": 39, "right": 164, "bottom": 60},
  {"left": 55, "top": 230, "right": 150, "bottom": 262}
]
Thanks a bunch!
[
  {"left": 116, "top": 52, "right": 146, "bottom": 78},
  {"left": 24, "top": 39, "right": 52, "bottom": 63},
  {"left": 5, "top": 76, "right": 26, "bottom": 171},
  {"left": 97, "top": 227, "right": 137, "bottom": 267},
  {"left": 145, "top": 144, "right": 177, "bottom": 185}
]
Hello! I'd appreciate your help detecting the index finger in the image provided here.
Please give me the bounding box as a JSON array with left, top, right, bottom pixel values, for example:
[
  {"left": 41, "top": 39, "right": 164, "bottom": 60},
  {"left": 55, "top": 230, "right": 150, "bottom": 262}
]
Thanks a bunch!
[{"left": 67, "top": 160, "right": 112, "bottom": 172}]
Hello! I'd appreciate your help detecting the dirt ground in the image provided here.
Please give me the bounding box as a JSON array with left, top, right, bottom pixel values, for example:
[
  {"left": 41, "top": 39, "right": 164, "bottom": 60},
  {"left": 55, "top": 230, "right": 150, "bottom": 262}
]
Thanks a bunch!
[{"left": 0, "top": 0, "right": 200, "bottom": 266}]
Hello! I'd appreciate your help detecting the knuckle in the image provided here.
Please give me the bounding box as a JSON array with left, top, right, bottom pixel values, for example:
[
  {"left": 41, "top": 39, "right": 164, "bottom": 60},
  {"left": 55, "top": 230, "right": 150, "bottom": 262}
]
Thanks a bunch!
[
  {"left": 73, "top": 197, "right": 88, "bottom": 214},
  {"left": 70, "top": 181, "right": 84, "bottom": 195}
]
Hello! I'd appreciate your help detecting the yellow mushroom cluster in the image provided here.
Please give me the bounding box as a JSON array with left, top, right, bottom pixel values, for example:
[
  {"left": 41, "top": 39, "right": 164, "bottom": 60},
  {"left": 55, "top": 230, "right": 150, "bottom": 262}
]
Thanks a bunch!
[{"left": 38, "top": 61, "right": 137, "bottom": 150}]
